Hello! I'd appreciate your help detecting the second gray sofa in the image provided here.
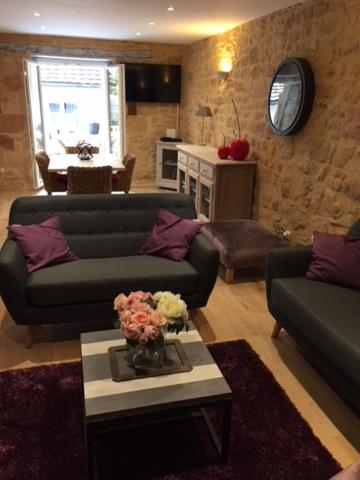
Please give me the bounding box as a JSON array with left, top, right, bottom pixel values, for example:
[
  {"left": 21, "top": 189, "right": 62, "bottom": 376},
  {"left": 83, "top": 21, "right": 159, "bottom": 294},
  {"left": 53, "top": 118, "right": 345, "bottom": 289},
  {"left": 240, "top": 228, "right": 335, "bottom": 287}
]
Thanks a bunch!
[{"left": 266, "top": 219, "right": 360, "bottom": 412}]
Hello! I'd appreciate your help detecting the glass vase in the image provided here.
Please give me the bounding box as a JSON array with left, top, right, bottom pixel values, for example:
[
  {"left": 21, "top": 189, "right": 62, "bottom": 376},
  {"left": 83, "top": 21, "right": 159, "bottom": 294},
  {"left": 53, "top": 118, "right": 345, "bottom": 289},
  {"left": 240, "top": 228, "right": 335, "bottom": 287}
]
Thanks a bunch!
[{"left": 126, "top": 333, "right": 165, "bottom": 370}]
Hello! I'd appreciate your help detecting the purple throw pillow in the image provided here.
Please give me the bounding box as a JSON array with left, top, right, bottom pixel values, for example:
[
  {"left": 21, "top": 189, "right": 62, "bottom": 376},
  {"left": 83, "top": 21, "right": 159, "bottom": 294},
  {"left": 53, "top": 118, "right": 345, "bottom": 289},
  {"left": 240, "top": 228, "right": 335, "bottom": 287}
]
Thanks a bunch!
[
  {"left": 139, "top": 208, "right": 201, "bottom": 261},
  {"left": 306, "top": 231, "right": 360, "bottom": 289},
  {"left": 8, "top": 216, "right": 78, "bottom": 273}
]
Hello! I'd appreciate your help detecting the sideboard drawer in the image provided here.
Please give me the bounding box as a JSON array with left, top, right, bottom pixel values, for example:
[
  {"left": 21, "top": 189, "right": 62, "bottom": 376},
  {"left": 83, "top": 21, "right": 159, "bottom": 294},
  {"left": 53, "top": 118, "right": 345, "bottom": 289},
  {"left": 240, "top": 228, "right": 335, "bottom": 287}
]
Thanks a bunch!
[
  {"left": 200, "top": 162, "right": 214, "bottom": 179},
  {"left": 178, "top": 152, "right": 188, "bottom": 165},
  {"left": 188, "top": 157, "right": 199, "bottom": 171}
]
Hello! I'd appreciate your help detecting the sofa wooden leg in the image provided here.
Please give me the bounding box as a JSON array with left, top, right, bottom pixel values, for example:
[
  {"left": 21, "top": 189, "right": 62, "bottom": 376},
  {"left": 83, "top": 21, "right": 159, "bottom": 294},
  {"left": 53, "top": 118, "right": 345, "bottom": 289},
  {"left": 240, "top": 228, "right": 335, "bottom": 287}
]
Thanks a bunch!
[
  {"left": 189, "top": 308, "right": 200, "bottom": 321},
  {"left": 225, "top": 268, "right": 234, "bottom": 283},
  {"left": 25, "top": 325, "right": 34, "bottom": 348},
  {"left": 271, "top": 321, "right": 282, "bottom": 338}
]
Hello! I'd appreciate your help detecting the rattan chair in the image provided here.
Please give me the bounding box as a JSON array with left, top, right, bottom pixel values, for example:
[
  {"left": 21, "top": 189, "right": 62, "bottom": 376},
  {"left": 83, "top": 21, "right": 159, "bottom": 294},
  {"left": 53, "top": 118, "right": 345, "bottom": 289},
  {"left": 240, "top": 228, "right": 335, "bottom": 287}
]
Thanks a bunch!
[
  {"left": 112, "top": 153, "right": 136, "bottom": 193},
  {"left": 67, "top": 166, "right": 112, "bottom": 194},
  {"left": 35, "top": 151, "right": 68, "bottom": 195},
  {"left": 65, "top": 146, "right": 100, "bottom": 154}
]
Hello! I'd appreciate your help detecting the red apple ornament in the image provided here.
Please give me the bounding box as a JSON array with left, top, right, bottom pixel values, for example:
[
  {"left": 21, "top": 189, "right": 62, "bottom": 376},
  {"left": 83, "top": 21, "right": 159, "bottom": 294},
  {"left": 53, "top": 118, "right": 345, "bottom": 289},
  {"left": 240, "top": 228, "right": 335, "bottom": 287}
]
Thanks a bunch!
[
  {"left": 229, "top": 99, "right": 250, "bottom": 161},
  {"left": 217, "top": 130, "right": 230, "bottom": 159},
  {"left": 218, "top": 146, "right": 230, "bottom": 159},
  {"left": 229, "top": 138, "right": 249, "bottom": 161}
]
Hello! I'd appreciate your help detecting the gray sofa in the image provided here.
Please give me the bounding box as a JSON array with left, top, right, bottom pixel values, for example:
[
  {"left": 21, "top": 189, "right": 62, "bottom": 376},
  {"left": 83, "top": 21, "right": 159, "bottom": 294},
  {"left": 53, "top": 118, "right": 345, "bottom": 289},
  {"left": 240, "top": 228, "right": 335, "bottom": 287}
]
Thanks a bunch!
[
  {"left": 0, "top": 193, "right": 219, "bottom": 347},
  {"left": 266, "top": 219, "right": 360, "bottom": 412}
]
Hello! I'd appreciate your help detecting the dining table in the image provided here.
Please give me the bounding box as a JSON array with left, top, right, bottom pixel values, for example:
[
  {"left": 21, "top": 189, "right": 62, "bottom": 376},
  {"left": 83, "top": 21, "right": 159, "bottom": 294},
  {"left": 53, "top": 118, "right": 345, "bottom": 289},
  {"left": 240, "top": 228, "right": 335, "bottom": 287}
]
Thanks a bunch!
[{"left": 47, "top": 153, "right": 125, "bottom": 172}]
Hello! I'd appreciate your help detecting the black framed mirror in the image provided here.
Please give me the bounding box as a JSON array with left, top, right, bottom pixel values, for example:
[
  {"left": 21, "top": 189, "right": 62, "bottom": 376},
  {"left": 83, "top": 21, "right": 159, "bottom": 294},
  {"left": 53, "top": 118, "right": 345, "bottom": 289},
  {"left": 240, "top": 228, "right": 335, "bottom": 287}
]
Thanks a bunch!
[{"left": 268, "top": 57, "right": 315, "bottom": 136}]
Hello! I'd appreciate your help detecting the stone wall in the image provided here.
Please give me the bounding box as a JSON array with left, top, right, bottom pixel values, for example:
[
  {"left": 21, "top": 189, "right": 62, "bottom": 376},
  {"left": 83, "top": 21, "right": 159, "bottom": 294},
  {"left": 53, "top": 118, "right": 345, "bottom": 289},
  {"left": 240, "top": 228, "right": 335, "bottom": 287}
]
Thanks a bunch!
[
  {"left": 0, "top": 33, "right": 185, "bottom": 190},
  {"left": 180, "top": 0, "right": 360, "bottom": 243}
]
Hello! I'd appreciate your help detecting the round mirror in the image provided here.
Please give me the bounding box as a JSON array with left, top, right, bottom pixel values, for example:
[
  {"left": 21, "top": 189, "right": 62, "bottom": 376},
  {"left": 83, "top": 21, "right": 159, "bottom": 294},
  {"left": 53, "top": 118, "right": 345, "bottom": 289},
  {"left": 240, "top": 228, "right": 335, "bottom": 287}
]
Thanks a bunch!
[{"left": 268, "top": 58, "right": 315, "bottom": 136}]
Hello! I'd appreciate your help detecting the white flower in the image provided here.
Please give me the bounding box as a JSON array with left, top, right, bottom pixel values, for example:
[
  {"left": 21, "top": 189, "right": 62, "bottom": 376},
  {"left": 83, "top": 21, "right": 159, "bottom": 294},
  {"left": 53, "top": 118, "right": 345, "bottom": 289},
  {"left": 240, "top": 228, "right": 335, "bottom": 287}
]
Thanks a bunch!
[{"left": 154, "top": 291, "right": 188, "bottom": 321}]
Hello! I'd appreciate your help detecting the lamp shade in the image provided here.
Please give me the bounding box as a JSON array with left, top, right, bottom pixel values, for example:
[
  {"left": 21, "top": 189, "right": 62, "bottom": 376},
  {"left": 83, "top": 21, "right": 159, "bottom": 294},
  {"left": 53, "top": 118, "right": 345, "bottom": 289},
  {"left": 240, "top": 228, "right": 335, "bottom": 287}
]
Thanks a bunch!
[{"left": 195, "top": 106, "right": 212, "bottom": 117}]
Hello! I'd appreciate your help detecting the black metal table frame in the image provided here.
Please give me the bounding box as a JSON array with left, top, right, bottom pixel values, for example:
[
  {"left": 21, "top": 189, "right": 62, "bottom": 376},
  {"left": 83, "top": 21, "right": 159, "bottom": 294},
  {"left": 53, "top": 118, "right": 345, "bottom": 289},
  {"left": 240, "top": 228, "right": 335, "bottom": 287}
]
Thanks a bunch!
[{"left": 84, "top": 397, "right": 232, "bottom": 480}]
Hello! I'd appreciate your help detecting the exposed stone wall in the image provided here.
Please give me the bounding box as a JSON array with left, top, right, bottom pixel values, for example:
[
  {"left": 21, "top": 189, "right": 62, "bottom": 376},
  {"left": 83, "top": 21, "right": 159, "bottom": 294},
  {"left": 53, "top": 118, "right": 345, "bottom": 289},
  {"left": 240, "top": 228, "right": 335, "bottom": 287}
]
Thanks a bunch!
[
  {"left": 0, "top": 33, "right": 185, "bottom": 190},
  {"left": 181, "top": 0, "right": 360, "bottom": 244},
  {"left": 0, "top": 46, "right": 33, "bottom": 190}
]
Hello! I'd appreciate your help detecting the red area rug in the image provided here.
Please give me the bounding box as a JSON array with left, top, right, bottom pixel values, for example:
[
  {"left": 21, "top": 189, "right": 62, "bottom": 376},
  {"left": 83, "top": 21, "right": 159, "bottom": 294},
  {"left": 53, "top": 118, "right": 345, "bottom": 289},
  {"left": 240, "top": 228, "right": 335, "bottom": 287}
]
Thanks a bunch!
[{"left": 0, "top": 340, "right": 341, "bottom": 480}]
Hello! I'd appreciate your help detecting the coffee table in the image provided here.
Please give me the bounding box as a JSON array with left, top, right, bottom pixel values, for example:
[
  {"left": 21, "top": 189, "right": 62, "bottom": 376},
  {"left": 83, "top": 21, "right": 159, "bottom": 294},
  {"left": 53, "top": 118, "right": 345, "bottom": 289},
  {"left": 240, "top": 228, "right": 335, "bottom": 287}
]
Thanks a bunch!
[{"left": 81, "top": 323, "right": 232, "bottom": 479}]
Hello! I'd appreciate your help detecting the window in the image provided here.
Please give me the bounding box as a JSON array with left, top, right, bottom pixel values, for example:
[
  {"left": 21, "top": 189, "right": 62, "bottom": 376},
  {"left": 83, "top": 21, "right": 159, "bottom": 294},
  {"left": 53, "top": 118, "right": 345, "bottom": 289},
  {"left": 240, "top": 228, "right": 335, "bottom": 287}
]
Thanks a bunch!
[{"left": 25, "top": 57, "right": 126, "bottom": 188}]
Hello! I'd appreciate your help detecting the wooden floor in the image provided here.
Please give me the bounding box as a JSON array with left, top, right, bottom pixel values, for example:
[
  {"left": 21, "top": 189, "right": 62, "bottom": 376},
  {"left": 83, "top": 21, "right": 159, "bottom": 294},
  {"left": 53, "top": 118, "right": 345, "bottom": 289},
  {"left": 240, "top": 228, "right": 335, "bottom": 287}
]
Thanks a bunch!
[{"left": 0, "top": 185, "right": 359, "bottom": 468}]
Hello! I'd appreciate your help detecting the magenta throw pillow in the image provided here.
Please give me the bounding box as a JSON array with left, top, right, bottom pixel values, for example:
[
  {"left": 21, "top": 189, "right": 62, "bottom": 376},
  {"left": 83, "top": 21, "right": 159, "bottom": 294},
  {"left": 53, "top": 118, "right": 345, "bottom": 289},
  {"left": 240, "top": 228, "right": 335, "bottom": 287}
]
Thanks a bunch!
[
  {"left": 139, "top": 208, "right": 201, "bottom": 261},
  {"left": 306, "top": 231, "right": 360, "bottom": 289},
  {"left": 8, "top": 216, "right": 78, "bottom": 273}
]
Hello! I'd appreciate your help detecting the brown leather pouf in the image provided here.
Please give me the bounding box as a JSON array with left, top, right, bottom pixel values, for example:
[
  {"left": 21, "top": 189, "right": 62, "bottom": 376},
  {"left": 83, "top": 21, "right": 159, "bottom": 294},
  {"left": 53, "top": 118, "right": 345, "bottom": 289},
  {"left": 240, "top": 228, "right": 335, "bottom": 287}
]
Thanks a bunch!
[{"left": 201, "top": 219, "right": 287, "bottom": 283}]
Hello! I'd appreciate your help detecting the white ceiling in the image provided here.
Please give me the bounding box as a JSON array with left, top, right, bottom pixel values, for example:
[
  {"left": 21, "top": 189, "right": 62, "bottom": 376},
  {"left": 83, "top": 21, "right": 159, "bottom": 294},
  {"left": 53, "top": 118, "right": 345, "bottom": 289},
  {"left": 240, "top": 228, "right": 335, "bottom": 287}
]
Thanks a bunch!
[{"left": 0, "top": 0, "right": 306, "bottom": 44}]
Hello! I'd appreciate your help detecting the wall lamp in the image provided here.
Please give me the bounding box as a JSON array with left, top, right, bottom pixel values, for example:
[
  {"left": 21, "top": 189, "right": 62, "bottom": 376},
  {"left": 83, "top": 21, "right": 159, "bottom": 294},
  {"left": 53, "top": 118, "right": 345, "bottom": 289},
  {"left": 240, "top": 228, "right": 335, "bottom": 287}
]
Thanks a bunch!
[
  {"left": 217, "top": 56, "right": 232, "bottom": 80},
  {"left": 217, "top": 70, "right": 230, "bottom": 80}
]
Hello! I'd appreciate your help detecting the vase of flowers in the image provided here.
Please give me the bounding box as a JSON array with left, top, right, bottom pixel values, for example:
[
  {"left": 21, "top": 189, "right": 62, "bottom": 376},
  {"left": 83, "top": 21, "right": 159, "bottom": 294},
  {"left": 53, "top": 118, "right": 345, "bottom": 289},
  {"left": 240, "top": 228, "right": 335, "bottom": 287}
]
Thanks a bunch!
[{"left": 114, "top": 291, "right": 189, "bottom": 370}]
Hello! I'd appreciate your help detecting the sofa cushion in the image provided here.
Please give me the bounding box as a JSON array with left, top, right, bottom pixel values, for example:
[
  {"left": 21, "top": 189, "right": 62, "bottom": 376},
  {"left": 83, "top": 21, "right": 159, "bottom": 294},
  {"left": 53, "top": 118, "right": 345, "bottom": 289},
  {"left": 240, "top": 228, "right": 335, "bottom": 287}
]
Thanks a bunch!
[
  {"left": 306, "top": 231, "right": 360, "bottom": 290},
  {"left": 271, "top": 277, "right": 360, "bottom": 389},
  {"left": 27, "top": 255, "right": 199, "bottom": 307},
  {"left": 139, "top": 208, "right": 201, "bottom": 261},
  {"left": 8, "top": 216, "right": 78, "bottom": 273}
]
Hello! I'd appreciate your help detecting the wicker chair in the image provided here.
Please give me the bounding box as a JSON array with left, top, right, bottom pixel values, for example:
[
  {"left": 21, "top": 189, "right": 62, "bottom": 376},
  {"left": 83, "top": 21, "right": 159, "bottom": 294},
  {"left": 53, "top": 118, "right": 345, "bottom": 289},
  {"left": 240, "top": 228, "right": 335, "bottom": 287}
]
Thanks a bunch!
[
  {"left": 67, "top": 166, "right": 112, "bottom": 194},
  {"left": 65, "top": 146, "right": 100, "bottom": 154},
  {"left": 112, "top": 153, "right": 136, "bottom": 192},
  {"left": 35, "top": 151, "right": 68, "bottom": 195}
]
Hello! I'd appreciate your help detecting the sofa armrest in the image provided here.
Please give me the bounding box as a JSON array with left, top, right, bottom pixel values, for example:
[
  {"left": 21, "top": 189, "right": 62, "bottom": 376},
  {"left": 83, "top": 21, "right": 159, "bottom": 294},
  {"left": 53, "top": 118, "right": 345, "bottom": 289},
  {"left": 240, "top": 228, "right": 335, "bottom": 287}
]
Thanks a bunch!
[
  {"left": 187, "top": 232, "right": 219, "bottom": 306},
  {"left": 266, "top": 245, "right": 313, "bottom": 305},
  {"left": 0, "top": 238, "right": 30, "bottom": 322}
]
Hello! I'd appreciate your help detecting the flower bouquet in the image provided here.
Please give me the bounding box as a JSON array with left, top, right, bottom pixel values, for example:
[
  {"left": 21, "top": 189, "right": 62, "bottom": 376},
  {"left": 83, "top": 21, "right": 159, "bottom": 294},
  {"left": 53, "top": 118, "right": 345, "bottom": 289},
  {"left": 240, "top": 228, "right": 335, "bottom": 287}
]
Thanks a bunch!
[{"left": 114, "top": 290, "right": 189, "bottom": 369}]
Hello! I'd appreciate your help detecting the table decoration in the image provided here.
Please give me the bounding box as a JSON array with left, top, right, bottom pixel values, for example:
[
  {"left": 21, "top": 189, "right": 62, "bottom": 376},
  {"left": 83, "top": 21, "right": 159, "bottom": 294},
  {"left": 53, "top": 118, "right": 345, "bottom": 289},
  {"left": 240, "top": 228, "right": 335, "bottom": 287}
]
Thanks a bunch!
[
  {"left": 113, "top": 290, "right": 189, "bottom": 371},
  {"left": 77, "top": 142, "right": 94, "bottom": 160}
]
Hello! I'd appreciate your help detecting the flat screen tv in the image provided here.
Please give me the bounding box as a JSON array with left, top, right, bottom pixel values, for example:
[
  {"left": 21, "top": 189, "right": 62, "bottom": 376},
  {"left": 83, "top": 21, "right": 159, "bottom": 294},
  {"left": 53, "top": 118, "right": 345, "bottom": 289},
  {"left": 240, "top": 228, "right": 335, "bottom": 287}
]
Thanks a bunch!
[{"left": 125, "top": 63, "right": 181, "bottom": 103}]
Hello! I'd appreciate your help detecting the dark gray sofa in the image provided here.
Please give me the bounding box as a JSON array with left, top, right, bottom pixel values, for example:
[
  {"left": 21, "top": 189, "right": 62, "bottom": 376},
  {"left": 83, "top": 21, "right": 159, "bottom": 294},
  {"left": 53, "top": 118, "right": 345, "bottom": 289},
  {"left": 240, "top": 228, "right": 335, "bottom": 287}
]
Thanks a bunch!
[
  {"left": 0, "top": 193, "right": 219, "bottom": 346},
  {"left": 266, "top": 219, "right": 360, "bottom": 412}
]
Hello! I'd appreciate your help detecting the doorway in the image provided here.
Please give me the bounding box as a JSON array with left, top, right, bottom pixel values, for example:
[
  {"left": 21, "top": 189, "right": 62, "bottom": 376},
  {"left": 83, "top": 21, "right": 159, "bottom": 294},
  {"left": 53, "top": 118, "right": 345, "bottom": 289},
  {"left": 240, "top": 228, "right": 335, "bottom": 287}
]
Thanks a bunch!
[{"left": 25, "top": 58, "right": 126, "bottom": 188}]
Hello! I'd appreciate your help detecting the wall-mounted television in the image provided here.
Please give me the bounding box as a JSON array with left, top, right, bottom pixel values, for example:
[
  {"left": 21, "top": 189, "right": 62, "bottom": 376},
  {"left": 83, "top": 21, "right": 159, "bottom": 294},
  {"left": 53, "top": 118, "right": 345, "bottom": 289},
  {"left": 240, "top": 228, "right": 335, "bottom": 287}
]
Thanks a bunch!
[{"left": 125, "top": 63, "right": 181, "bottom": 103}]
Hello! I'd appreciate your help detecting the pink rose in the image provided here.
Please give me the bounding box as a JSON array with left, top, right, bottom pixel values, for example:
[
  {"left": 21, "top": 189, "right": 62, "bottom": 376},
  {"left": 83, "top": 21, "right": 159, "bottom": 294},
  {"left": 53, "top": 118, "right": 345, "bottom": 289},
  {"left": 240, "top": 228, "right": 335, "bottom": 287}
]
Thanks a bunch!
[
  {"left": 150, "top": 310, "right": 166, "bottom": 327},
  {"left": 114, "top": 293, "right": 128, "bottom": 311},
  {"left": 121, "top": 322, "right": 140, "bottom": 340},
  {"left": 132, "top": 310, "right": 151, "bottom": 327},
  {"left": 132, "top": 301, "right": 152, "bottom": 313},
  {"left": 134, "top": 291, "right": 152, "bottom": 302},
  {"left": 120, "top": 309, "right": 132, "bottom": 324},
  {"left": 142, "top": 325, "right": 160, "bottom": 342},
  {"left": 125, "top": 291, "right": 152, "bottom": 310}
]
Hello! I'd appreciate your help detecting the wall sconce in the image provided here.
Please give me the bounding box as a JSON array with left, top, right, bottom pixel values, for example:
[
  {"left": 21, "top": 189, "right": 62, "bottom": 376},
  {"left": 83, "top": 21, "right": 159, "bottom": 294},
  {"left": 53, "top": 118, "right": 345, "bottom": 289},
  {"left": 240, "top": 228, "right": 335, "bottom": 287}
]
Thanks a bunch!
[
  {"left": 195, "top": 106, "right": 213, "bottom": 146},
  {"left": 217, "top": 71, "right": 229, "bottom": 80},
  {"left": 217, "top": 56, "right": 232, "bottom": 80}
]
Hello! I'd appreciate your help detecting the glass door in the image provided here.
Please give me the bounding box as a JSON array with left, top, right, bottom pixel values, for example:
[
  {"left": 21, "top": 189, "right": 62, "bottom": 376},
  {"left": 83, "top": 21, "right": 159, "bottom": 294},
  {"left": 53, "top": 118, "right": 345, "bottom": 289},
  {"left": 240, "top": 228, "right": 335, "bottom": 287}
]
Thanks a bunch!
[
  {"left": 177, "top": 165, "right": 187, "bottom": 194},
  {"left": 108, "top": 64, "right": 126, "bottom": 159},
  {"left": 198, "top": 177, "right": 214, "bottom": 221},
  {"left": 162, "top": 148, "right": 178, "bottom": 181},
  {"left": 24, "top": 60, "right": 45, "bottom": 188},
  {"left": 188, "top": 170, "right": 199, "bottom": 210}
]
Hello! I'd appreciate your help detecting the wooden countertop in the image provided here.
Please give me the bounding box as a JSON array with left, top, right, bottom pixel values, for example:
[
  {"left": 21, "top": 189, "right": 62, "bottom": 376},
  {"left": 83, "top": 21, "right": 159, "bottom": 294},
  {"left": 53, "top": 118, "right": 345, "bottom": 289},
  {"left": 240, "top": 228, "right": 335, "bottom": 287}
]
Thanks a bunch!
[{"left": 176, "top": 144, "right": 256, "bottom": 167}]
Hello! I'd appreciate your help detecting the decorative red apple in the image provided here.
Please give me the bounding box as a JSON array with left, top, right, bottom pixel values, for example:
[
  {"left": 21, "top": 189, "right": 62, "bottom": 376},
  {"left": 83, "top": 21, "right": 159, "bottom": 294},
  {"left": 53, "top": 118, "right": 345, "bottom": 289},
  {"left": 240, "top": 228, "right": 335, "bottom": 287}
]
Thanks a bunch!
[
  {"left": 229, "top": 99, "right": 250, "bottom": 161},
  {"left": 218, "top": 146, "right": 230, "bottom": 159},
  {"left": 217, "top": 130, "right": 230, "bottom": 159},
  {"left": 229, "top": 138, "right": 249, "bottom": 161}
]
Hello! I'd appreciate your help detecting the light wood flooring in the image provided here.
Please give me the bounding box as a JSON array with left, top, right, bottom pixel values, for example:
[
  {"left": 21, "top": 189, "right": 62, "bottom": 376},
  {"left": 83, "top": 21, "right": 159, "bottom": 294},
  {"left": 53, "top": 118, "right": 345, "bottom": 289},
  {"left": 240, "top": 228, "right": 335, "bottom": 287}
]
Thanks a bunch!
[{"left": 0, "top": 185, "right": 359, "bottom": 468}]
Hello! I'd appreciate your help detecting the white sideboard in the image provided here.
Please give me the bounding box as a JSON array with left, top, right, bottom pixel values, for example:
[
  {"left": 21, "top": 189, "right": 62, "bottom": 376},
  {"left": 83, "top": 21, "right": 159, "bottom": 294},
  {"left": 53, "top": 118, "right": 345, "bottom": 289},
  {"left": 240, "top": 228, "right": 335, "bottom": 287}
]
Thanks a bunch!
[
  {"left": 176, "top": 145, "right": 256, "bottom": 222},
  {"left": 155, "top": 141, "right": 186, "bottom": 190}
]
